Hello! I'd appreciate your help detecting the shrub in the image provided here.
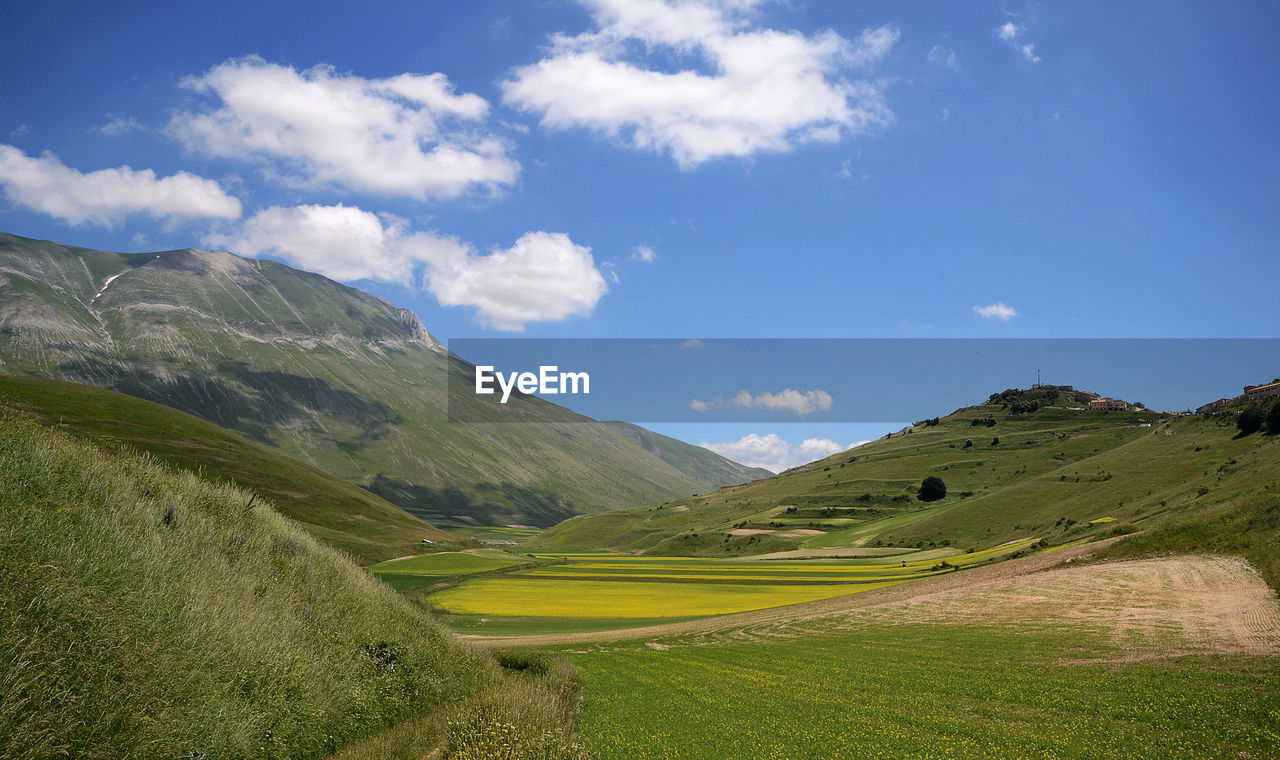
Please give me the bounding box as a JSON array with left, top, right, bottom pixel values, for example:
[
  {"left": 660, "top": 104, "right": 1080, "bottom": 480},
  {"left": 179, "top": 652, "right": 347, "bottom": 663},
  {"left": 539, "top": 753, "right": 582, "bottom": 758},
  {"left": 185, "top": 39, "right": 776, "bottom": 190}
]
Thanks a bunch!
[
  {"left": 1237, "top": 406, "right": 1265, "bottom": 435},
  {"left": 1268, "top": 402, "right": 1280, "bottom": 434},
  {"left": 917, "top": 476, "right": 947, "bottom": 502}
]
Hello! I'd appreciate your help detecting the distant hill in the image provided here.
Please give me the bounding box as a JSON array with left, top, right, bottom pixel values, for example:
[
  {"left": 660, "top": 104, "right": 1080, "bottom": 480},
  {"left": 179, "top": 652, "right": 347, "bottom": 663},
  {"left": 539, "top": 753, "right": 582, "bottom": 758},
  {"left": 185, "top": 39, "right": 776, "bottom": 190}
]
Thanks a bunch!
[
  {"left": 602, "top": 420, "right": 772, "bottom": 485},
  {"left": 532, "top": 386, "right": 1280, "bottom": 565},
  {"left": 0, "top": 232, "right": 763, "bottom": 527},
  {"left": 0, "top": 374, "right": 457, "bottom": 563}
]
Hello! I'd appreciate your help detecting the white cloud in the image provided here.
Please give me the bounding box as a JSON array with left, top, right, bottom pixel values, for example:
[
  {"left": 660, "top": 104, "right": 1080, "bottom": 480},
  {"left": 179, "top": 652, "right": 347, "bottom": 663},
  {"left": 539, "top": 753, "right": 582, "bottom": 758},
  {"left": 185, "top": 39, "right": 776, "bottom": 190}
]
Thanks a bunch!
[
  {"left": 502, "top": 0, "right": 898, "bottom": 168},
  {"left": 425, "top": 230, "right": 608, "bottom": 331},
  {"left": 996, "top": 22, "right": 1040, "bottom": 63},
  {"left": 973, "top": 302, "right": 1017, "bottom": 321},
  {"left": 699, "top": 433, "right": 861, "bottom": 473},
  {"left": 169, "top": 56, "right": 519, "bottom": 199},
  {"left": 630, "top": 245, "right": 657, "bottom": 263},
  {"left": 691, "top": 388, "right": 832, "bottom": 416},
  {"left": 927, "top": 45, "right": 959, "bottom": 70},
  {"left": 0, "top": 144, "right": 242, "bottom": 226},
  {"left": 207, "top": 204, "right": 606, "bottom": 331}
]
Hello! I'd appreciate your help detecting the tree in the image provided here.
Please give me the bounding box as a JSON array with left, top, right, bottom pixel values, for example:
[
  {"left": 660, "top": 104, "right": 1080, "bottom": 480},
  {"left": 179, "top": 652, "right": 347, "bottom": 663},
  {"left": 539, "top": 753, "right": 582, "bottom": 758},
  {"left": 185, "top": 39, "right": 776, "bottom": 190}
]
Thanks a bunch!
[
  {"left": 1237, "top": 406, "right": 1265, "bottom": 436},
  {"left": 918, "top": 476, "right": 947, "bottom": 502},
  {"left": 991, "top": 437, "right": 1000, "bottom": 446},
  {"left": 1268, "top": 402, "right": 1280, "bottom": 434}
]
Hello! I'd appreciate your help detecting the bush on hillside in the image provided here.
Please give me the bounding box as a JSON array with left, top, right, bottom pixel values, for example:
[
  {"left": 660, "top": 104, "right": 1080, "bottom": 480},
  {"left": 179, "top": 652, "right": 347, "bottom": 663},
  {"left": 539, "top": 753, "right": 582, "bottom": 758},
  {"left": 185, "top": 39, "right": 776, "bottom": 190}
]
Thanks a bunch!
[
  {"left": 918, "top": 476, "right": 947, "bottom": 502},
  {"left": 1268, "top": 402, "right": 1280, "bottom": 434},
  {"left": 1237, "top": 406, "right": 1265, "bottom": 436}
]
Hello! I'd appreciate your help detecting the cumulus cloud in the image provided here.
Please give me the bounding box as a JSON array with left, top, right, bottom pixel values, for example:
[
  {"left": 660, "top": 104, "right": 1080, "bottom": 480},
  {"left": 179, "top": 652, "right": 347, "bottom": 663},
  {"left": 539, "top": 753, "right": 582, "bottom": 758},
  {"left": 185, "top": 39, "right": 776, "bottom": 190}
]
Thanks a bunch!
[
  {"left": 425, "top": 230, "right": 609, "bottom": 331},
  {"left": 0, "top": 144, "right": 241, "bottom": 226},
  {"left": 973, "top": 302, "right": 1017, "bottom": 321},
  {"left": 502, "top": 0, "right": 898, "bottom": 168},
  {"left": 169, "top": 56, "right": 519, "bottom": 199},
  {"left": 699, "top": 433, "right": 862, "bottom": 473},
  {"left": 691, "top": 388, "right": 833, "bottom": 416},
  {"left": 207, "top": 203, "right": 606, "bottom": 331},
  {"left": 996, "top": 22, "right": 1040, "bottom": 63}
]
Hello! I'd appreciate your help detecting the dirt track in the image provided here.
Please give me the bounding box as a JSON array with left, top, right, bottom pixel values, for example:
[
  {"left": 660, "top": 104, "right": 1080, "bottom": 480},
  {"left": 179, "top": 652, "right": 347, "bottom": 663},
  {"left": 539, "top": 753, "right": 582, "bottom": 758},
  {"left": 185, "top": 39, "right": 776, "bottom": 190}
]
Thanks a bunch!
[{"left": 464, "top": 541, "right": 1280, "bottom": 657}]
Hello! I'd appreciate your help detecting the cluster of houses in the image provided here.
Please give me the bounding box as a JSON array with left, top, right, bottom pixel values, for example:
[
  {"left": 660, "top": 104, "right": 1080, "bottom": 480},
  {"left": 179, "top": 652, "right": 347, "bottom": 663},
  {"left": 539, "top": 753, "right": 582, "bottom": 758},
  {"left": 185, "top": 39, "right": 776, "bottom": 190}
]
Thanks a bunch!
[
  {"left": 1196, "top": 380, "right": 1280, "bottom": 414},
  {"left": 1031, "top": 384, "right": 1139, "bottom": 412}
]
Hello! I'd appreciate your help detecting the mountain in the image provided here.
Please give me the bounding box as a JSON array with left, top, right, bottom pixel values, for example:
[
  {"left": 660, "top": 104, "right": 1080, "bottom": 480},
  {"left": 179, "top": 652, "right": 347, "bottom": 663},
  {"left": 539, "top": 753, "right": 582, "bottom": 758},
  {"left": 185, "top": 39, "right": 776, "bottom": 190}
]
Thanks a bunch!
[
  {"left": 531, "top": 386, "right": 1280, "bottom": 562},
  {"left": 0, "top": 374, "right": 459, "bottom": 563},
  {"left": 0, "top": 232, "right": 763, "bottom": 528},
  {"left": 601, "top": 420, "right": 772, "bottom": 485}
]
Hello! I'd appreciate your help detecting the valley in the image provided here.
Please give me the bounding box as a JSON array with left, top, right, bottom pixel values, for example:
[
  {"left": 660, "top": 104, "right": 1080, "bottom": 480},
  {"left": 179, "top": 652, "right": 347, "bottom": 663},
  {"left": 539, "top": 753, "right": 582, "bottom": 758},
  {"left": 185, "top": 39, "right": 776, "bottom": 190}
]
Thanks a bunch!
[{"left": 2, "top": 235, "right": 1277, "bottom": 759}]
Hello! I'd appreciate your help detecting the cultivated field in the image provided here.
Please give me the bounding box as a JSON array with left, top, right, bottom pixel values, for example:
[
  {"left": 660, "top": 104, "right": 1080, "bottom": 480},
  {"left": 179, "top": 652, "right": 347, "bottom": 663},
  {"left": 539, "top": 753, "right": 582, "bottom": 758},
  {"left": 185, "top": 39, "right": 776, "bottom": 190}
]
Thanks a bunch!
[
  {"left": 560, "top": 551, "right": 1280, "bottom": 759},
  {"left": 428, "top": 540, "right": 1043, "bottom": 634}
]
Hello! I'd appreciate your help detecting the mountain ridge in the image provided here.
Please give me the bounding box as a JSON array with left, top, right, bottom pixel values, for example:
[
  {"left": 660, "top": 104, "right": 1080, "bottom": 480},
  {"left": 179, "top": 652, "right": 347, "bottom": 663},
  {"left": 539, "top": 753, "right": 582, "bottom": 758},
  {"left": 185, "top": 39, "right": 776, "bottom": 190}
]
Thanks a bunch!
[{"left": 0, "top": 232, "right": 764, "bottom": 528}]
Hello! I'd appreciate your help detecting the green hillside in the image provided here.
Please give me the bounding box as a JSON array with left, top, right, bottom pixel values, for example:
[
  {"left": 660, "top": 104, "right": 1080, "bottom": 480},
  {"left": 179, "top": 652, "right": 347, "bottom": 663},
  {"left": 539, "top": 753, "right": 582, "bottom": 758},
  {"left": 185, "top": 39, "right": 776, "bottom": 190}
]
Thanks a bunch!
[
  {"left": 603, "top": 421, "right": 772, "bottom": 484},
  {"left": 532, "top": 387, "right": 1280, "bottom": 569},
  {"left": 0, "top": 374, "right": 457, "bottom": 563},
  {"left": 0, "top": 411, "right": 498, "bottom": 758},
  {"left": 0, "top": 232, "right": 763, "bottom": 527}
]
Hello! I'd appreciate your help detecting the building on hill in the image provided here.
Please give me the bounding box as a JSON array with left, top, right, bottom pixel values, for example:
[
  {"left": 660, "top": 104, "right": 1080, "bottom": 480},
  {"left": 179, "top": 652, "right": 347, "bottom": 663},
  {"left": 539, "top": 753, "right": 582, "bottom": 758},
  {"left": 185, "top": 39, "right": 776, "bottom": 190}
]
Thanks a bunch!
[
  {"left": 1243, "top": 381, "right": 1280, "bottom": 401},
  {"left": 1196, "top": 398, "right": 1237, "bottom": 415},
  {"left": 1032, "top": 384, "right": 1074, "bottom": 392},
  {"left": 1089, "top": 397, "right": 1133, "bottom": 412},
  {"left": 1074, "top": 390, "right": 1102, "bottom": 403}
]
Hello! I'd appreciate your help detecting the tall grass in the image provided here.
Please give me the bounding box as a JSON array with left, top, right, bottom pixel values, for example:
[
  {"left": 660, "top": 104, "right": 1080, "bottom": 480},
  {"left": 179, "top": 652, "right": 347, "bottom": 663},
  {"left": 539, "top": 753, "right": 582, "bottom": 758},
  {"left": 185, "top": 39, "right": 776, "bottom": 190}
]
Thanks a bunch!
[{"left": 0, "top": 412, "right": 499, "bottom": 758}]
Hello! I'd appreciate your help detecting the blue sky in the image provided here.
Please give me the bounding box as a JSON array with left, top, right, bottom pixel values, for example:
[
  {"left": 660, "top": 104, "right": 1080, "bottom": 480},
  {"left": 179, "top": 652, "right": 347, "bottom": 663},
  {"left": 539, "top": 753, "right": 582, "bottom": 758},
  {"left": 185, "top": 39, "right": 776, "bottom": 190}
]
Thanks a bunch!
[{"left": 2, "top": 1, "right": 1278, "bottom": 470}]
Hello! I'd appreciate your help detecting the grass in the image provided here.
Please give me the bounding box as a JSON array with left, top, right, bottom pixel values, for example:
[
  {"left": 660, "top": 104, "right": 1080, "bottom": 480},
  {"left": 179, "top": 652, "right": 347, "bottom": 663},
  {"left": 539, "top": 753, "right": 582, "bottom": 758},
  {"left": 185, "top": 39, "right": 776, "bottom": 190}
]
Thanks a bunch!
[
  {"left": 441, "top": 614, "right": 712, "bottom": 637},
  {"left": 370, "top": 549, "right": 531, "bottom": 575},
  {"left": 567, "top": 623, "right": 1280, "bottom": 760},
  {"left": 0, "top": 375, "right": 457, "bottom": 563},
  {"left": 0, "top": 410, "right": 591, "bottom": 760}
]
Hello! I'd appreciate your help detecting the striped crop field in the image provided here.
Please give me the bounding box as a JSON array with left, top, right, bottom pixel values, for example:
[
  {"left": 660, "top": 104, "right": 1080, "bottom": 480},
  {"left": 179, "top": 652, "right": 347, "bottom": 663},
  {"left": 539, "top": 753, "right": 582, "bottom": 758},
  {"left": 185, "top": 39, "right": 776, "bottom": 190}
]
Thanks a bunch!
[{"left": 428, "top": 539, "right": 1042, "bottom": 627}]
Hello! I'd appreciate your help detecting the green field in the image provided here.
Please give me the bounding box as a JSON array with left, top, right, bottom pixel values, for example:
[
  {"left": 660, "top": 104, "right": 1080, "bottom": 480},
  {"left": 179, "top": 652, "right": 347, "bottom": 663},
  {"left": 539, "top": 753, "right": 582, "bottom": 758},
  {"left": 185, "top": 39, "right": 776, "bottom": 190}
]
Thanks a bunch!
[
  {"left": 370, "top": 548, "right": 530, "bottom": 575},
  {"left": 567, "top": 622, "right": 1279, "bottom": 760},
  {"left": 369, "top": 548, "right": 535, "bottom": 592},
  {"left": 428, "top": 541, "right": 1040, "bottom": 626}
]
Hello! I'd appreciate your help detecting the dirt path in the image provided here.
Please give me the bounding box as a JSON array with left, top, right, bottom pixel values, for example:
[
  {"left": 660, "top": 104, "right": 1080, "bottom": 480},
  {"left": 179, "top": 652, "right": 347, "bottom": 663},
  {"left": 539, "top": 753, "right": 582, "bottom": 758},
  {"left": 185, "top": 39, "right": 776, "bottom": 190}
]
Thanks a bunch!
[{"left": 464, "top": 541, "right": 1280, "bottom": 658}]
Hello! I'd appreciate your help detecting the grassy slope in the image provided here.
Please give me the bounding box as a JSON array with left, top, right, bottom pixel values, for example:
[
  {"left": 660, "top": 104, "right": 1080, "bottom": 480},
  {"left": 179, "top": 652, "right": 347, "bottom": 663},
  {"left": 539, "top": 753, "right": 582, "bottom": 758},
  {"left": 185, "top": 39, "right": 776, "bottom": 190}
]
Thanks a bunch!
[
  {"left": 0, "top": 412, "right": 496, "bottom": 759},
  {"left": 0, "top": 374, "right": 456, "bottom": 564},
  {"left": 533, "top": 389, "right": 1280, "bottom": 562},
  {"left": 0, "top": 232, "right": 757, "bottom": 527}
]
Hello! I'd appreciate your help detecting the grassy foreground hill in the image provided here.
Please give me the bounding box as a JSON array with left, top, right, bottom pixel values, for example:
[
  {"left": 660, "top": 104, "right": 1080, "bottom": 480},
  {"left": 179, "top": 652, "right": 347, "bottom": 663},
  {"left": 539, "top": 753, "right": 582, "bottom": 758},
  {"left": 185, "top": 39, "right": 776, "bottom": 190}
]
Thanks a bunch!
[
  {"left": 531, "top": 387, "right": 1280, "bottom": 575},
  {"left": 0, "top": 232, "right": 765, "bottom": 527},
  {"left": 0, "top": 374, "right": 455, "bottom": 563},
  {"left": 0, "top": 410, "right": 592, "bottom": 760}
]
